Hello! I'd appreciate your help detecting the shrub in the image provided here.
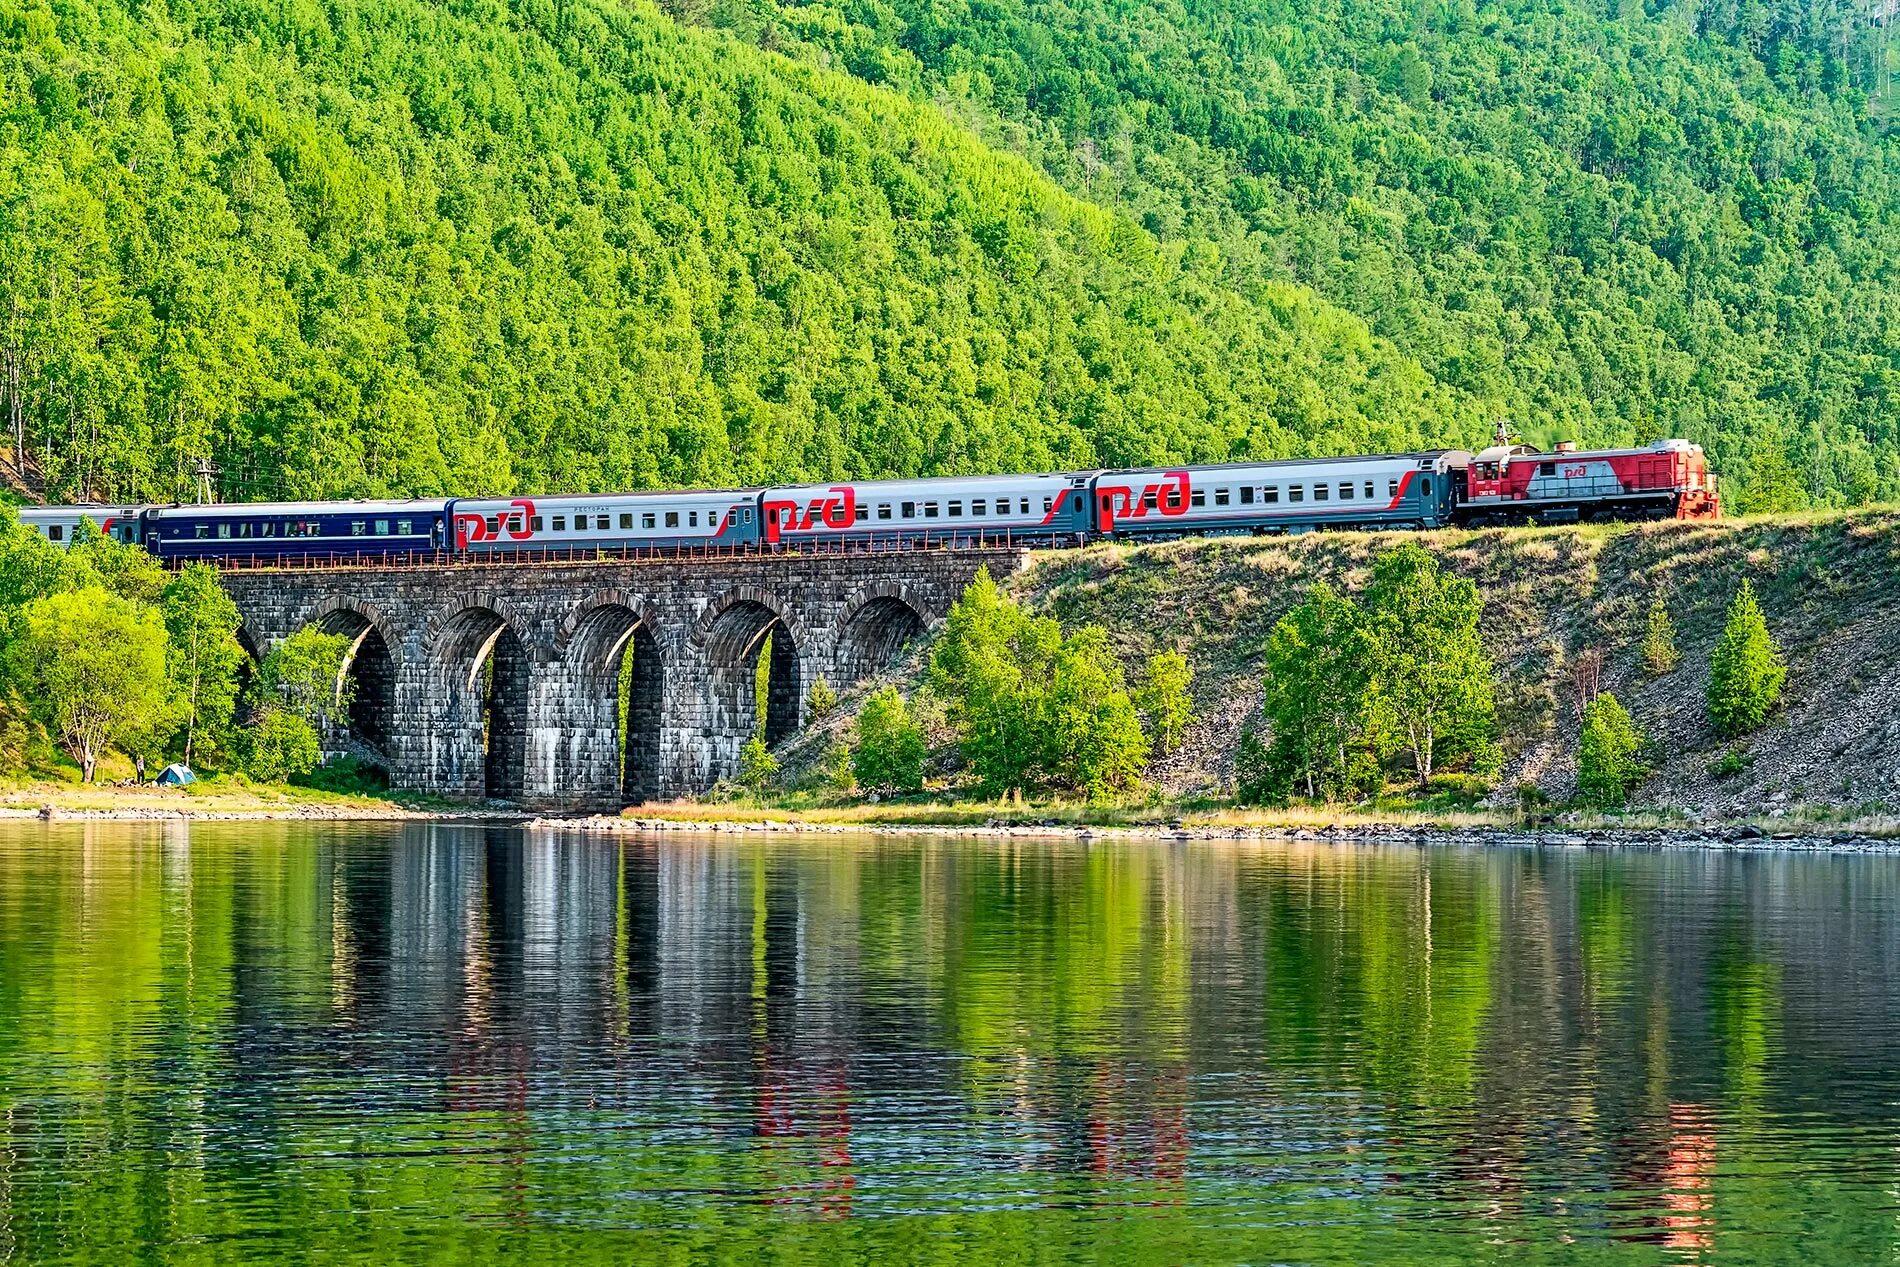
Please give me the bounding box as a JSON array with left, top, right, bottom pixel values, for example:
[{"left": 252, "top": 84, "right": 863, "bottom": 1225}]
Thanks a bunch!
[
  {"left": 247, "top": 710, "right": 322, "bottom": 782},
  {"left": 852, "top": 687, "right": 926, "bottom": 794},
  {"left": 1234, "top": 721, "right": 1277, "bottom": 806},
  {"left": 1577, "top": 691, "right": 1647, "bottom": 807},
  {"left": 738, "top": 735, "right": 779, "bottom": 790},
  {"left": 1641, "top": 598, "right": 1680, "bottom": 676},
  {"left": 1707, "top": 579, "right": 1785, "bottom": 738},
  {"left": 806, "top": 675, "right": 839, "bottom": 723},
  {"left": 1135, "top": 650, "right": 1195, "bottom": 756},
  {"left": 1709, "top": 747, "right": 1750, "bottom": 780}
]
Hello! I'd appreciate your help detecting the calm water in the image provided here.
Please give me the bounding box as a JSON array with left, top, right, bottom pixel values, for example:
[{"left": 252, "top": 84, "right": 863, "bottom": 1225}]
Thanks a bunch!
[{"left": 0, "top": 825, "right": 1897, "bottom": 1264}]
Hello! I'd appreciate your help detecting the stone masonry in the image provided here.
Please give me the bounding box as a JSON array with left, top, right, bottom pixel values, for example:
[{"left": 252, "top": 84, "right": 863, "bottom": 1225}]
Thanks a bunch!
[{"left": 219, "top": 547, "right": 1027, "bottom": 808}]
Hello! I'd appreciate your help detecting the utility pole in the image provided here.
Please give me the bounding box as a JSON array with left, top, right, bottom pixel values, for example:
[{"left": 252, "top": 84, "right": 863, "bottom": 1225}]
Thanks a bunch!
[{"left": 191, "top": 455, "right": 221, "bottom": 505}]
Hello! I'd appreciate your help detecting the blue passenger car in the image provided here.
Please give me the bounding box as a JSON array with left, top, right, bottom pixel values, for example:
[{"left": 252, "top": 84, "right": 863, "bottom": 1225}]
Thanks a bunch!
[{"left": 144, "top": 500, "right": 450, "bottom": 562}]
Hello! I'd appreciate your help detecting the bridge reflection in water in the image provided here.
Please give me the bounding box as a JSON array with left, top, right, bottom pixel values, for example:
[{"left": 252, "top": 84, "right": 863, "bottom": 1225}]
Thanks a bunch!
[{"left": 3, "top": 824, "right": 1899, "bottom": 1261}]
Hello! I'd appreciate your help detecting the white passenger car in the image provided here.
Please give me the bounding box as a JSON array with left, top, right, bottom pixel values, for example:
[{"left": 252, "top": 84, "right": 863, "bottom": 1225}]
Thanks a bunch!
[{"left": 449, "top": 490, "right": 762, "bottom": 553}]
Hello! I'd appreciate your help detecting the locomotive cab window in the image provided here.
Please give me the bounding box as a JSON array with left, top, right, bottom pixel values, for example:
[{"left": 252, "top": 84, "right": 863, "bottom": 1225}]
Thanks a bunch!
[{"left": 1539, "top": 462, "right": 1557, "bottom": 477}]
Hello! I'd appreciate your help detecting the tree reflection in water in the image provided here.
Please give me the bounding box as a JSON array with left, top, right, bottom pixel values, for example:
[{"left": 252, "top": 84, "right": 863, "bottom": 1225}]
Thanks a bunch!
[{"left": 0, "top": 823, "right": 1893, "bottom": 1262}]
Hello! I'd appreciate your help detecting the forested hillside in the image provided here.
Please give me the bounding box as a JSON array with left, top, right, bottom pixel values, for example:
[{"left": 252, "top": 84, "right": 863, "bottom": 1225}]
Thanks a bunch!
[
  {"left": 697, "top": 0, "right": 1900, "bottom": 509},
  {"left": 0, "top": 0, "right": 1468, "bottom": 502}
]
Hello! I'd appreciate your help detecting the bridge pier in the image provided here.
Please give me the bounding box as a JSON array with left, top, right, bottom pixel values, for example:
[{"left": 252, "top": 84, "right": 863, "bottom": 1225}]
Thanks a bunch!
[{"left": 221, "top": 549, "right": 1024, "bottom": 808}]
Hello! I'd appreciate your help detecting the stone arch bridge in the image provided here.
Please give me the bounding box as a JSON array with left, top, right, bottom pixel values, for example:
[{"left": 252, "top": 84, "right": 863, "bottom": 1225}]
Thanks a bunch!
[{"left": 221, "top": 548, "right": 1026, "bottom": 808}]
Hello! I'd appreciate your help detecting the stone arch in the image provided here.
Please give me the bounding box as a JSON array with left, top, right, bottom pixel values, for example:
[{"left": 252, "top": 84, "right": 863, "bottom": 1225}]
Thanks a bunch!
[
  {"left": 834, "top": 583, "right": 930, "bottom": 685},
  {"left": 291, "top": 597, "right": 403, "bottom": 762},
  {"left": 431, "top": 605, "right": 530, "bottom": 802},
  {"left": 560, "top": 593, "right": 666, "bottom": 805},
  {"left": 698, "top": 588, "right": 805, "bottom": 761}
]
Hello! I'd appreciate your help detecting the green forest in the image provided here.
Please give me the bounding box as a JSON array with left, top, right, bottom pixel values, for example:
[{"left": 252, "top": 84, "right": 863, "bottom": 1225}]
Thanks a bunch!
[{"left": 2, "top": 0, "right": 1899, "bottom": 507}]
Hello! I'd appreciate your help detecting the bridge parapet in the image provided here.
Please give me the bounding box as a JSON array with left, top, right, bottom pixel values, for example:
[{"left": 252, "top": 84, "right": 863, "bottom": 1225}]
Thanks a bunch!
[{"left": 218, "top": 548, "right": 1027, "bottom": 807}]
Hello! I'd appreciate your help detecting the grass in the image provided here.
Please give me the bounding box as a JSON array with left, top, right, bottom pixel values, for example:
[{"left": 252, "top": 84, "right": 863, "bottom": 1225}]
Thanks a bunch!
[{"left": 0, "top": 773, "right": 489, "bottom": 817}]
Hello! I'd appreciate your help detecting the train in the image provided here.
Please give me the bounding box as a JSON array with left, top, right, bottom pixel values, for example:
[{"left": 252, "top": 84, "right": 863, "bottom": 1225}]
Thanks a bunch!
[{"left": 12, "top": 436, "right": 1719, "bottom": 561}]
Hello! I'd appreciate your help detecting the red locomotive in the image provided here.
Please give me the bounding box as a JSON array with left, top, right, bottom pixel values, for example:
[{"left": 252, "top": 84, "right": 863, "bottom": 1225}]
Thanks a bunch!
[{"left": 1452, "top": 428, "right": 1720, "bottom": 526}]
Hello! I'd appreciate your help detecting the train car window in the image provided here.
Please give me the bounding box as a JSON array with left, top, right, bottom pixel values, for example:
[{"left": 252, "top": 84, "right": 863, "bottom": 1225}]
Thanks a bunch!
[
  {"left": 1020, "top": 498, "right": 1030, "bottom": 515},
  {"left": 901, "top": 502, "right": 915, "bottom": 518},
  {"left": 1388, "top": 479, "right": 1400, "bottom": 498},
  {"left": 1215, "top": 489, "right": 1229, "bottom": 506},
  {"left": 1421, "top": 478, "right": 1433, "bottom": 495},
  {"left": 238, "top": 522, "right": 253, "bottom": 538},
  {"left": 878, "top": 504, "right": 892, "bottom": 520},
  {"left": 1264, "top": 487, "right": 1280, "bottom": 503},
  {"left": 1289, "top": 486, "right": 1304, "bottom": 503},
  {"left": 1339, "top": 483, "right": 1353, "bottom": 500},
  {"left": 376, "top": 520, "right": 391, "bottom": 535},
  {"left": 553, "top": 516, "right": 566, "bottom": 531},
  {"left": 194, "top": 526, "right": 208, "bottom": 539},
  {"left": 643, "top": 513, "right": 655, "bottom": 530},
  {"left": 217, "top": 523, "right": 231, "bottom": 538},
  {"left": 1141, "top": 491, "right": 1157, "bottom": 511},
  {"left": 741, "top": 509, "right": 752, "bottom": 523},
  {"left": 590, "top": 516, "right": 603, "bottom": 530},
  {"left": 259, "top": 522, "right": 275, "bottom": 537},
  {"left": 665, "top": 511, "right": 679, "bottom": 528},
  {"left": 1239, "top": 487, "right": 1255, "bottom": 506},
  {"left": 398, "top": 520, "right": 412, "bottom": 535},
  {"left": 689, "top": 511, "right": 699, "bottom": 527},
  {"left": 949, "top": 501, "right": 963, "bottom": 517},
  {"left": 485, "top": 516, "right": 500, "bottom": 535},
  {"left": 855, "top": 505, "right": 868, "bottom": 522},
  {"left": 1364, "top": 481, "right": 1375, "bottom": 499},
  {"left": 47, "top": 525, "right": 62, "bottom": 542},
  {"left": 530, "top": 516, "right": 544, "bottom": 531},
  {"left": 1043, "top": 496, "right": 1054, "bottom": 513},
  {"left": 973, "top": 499, "right": 987, "bottom": 515},
  {"left": 924, "top": 502, "right": 940, "bottom": 518},
  {"left": 1314, "top": 485, "right": 1329, "bottom": 501},
  {"left": 620, "top": 514, "right": 634, "bottom": 530},
  {"left": 1190, "top": 490, "right": 1205, "bottom": 508}
]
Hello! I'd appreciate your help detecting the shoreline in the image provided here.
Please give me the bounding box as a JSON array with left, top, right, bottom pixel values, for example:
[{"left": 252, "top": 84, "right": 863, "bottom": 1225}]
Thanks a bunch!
[
  {"left": 532, "top": 812, "right": 1900, "bottom": 853},
  {"left": 5, "top": 791, "right": 1896, "bottom": 851}
]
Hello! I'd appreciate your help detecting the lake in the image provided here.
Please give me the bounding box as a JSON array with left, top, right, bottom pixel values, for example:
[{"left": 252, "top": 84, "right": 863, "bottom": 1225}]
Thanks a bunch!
[{"left": 0, "top": 823, "right": 1894, "bottom": 1263}]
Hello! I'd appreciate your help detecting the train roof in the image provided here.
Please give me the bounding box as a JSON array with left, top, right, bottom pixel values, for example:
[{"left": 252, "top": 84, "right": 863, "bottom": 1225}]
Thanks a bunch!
[
  {"left": 150, "top": 499, "right": 449, "bottom": 517},
  {"left": 1102, "top": 450, "right": 1473, "bottom": 476},
  {"left": 767, "top": 471, "right": 1077, "bottom": 494},
  {"left": 16, "top": 504, "right": 147, "bottom": 518}
]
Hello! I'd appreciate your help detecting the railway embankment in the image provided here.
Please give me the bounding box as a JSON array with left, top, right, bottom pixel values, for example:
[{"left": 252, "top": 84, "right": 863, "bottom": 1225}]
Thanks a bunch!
[{"left": 779, "top": 508, "right": 1900, "bottom": 825}]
